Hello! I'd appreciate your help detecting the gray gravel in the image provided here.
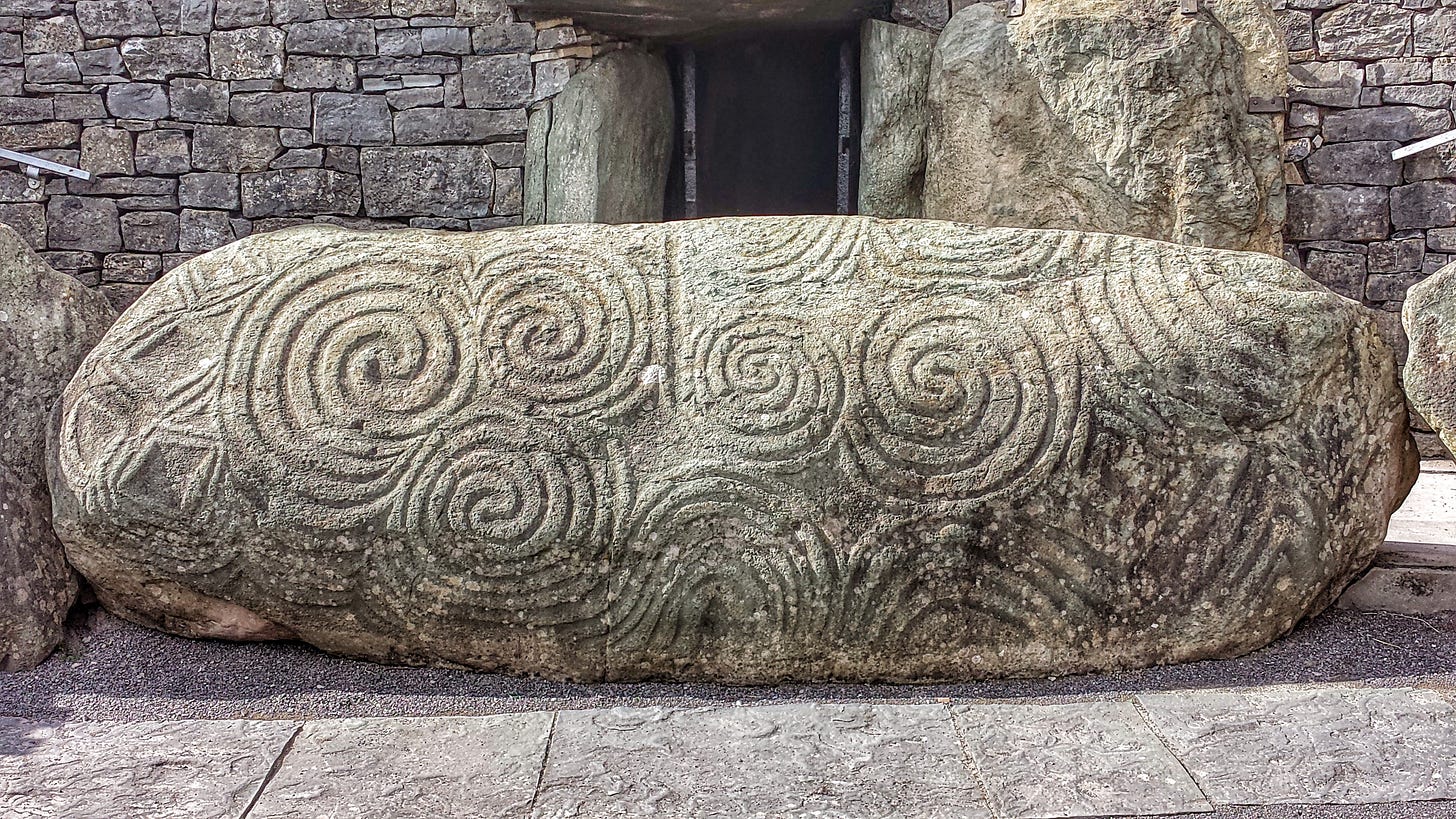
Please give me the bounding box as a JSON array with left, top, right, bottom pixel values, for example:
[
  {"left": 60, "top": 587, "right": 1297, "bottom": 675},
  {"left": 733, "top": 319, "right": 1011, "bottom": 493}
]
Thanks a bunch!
[{"left": 1, "top": 605, "right": 1453, "bottom": 723}]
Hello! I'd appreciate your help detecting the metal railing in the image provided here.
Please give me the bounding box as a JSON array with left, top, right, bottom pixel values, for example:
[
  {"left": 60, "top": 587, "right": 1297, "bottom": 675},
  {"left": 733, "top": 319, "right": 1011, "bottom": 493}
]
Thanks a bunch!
[{"left": 0, "top": 147, "right": 91, "bottom": 190}]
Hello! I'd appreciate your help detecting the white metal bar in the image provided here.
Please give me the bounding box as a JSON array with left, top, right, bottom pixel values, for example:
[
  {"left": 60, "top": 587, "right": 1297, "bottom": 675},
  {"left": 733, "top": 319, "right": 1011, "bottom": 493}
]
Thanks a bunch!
[
  {"left": 0, "top": 147, "right": 91, "bottom": 181},
  {"left": 1392, "top": 128, "right": 1456, "bottom": 161}
]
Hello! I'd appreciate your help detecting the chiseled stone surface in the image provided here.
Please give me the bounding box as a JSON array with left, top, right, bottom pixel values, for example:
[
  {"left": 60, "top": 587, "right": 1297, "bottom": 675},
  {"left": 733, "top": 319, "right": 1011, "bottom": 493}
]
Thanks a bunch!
[
  {"left": 953, "top": 701, "right": 1210, "bottom": 818},
  {"left": 49, "top": 217, "right": 1415, "bottom": 682},
  {"left": 858, "top": 20, "right": 935, "bottom": 219},
  {"left": 248, "top": 714, "right": 552, "bottom": 818},
  {"left": 1404, "top": 263, "right": 1456, "bottom": 457},
  {"left": 1138, "top": 686, "right": 1456, "bottom": 805},
  {"left": 924, "top": 1, "right": 1285, "bottom": 254},
  {"left": 0, "top": 225, "right": 114, "bottom": 671},
  {"left": 534, "top": 704, "right": 989, "bottom": 818},
  {"left": 0, "top": 717, "right": 299, "bottom": 819}
]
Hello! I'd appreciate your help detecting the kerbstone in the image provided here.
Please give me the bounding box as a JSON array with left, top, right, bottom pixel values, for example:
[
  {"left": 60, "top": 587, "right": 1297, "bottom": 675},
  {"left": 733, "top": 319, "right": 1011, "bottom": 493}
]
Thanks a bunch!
[
  {"left": 48, "top": 217, "right": 1417, "bottom": 681},
  {"left": 248, "top": 715, "right": 551, "bottom": 818},
  {"left": 536, "top": 705, "right": 989, "bottom": 817},
  {"left": 360, "top": 145, "right": 494, "bottom": 218},
  {"left": 0, "top": 718, "right": 298, "bottom": 813},
  {"left": 923, "top": 1, "right": 1285, "bottom": 253},
  {"left": 1139, "top": 687, "right": 1456, "bottom": 804},
  {"left": 0, "top": 227, "right": 113, "bottom": 670}
]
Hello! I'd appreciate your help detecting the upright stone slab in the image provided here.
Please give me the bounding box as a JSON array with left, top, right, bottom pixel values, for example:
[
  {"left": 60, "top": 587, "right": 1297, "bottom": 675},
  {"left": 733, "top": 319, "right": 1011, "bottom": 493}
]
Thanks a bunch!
[
  {"left": 50, "top": 217, "right": 1416, "bottom": 683},
  {"left": 923, "top": 0, "right": 1286, "bottom": 254},
  {"left": 859, "top": 20, "right": 936, "bottom": 219},
  {"left": 0, "top": 225, "right": 115, "bottom": 671},
  {"left": 1403, "top": 262, "right": 1456, "bottom": 456},
  {"left": 529, "top": 50, "right": 673, "bottom": 225}
]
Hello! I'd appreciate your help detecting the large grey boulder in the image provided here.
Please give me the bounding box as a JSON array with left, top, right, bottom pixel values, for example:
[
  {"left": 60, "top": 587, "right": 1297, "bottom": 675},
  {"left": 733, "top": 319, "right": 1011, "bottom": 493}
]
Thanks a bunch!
[
  {"left": 1403, "top": 263, "right": 1456, "bottom": 456},
  {"left": 1, "top": 225, "right": 115, "bottom": 671},
  {"left": 50, "top": 217, "right": 1415, "bottom": 683},
  {"left": 923, "top": 0, "right": 1286, "bottom": 254}
]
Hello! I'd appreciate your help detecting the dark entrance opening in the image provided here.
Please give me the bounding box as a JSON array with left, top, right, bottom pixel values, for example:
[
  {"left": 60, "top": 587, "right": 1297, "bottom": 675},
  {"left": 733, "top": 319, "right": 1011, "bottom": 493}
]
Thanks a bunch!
[{"left": 667, "top": 28, "right": 859, "bottom": 220}]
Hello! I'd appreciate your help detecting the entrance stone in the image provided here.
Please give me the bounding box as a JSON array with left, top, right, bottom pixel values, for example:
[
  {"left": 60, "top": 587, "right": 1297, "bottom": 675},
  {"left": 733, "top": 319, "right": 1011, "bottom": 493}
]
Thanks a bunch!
[
  {"left": 50, "top": 217, "right": 1415, "bottom": 682},
  {"left": 1, "top": 224, "right": 114, "bottom": 671},
  {"left": 923, "top": 1, "right": 1286, "bottom": 254}
]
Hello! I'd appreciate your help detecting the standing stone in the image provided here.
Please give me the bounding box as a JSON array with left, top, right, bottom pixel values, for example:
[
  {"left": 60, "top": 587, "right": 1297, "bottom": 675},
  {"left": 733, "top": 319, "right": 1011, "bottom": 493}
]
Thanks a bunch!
[
  {"left": 858, "top": 20, "right": 934, "bottom": 219},
  {"left": 1404, "top": 263, "right": 1456, "bottom": 458},
  {"left": 360, "top": 146, "right": 493, "bottom": 218},
  {"left": 49, "top": 217, "right": 1416, "bottom": 682},
  {"left": 0, "top": 225, "right": 115, "bottom": 670},
  {"left": 534, "top": 50, "right": 672, "bottom": 224},
  {"left": 923, "top": 1, "right": 1285, "bottom": 254}
]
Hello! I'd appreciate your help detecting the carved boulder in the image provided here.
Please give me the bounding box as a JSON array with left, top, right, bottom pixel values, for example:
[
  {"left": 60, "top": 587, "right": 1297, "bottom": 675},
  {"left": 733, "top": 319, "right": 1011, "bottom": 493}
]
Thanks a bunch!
[
  {"left": 1, "top": 224, "right": 115, "bottom": 671},
  {"left": 50, "top": 217, "right": 1415, "bottom": 682}
]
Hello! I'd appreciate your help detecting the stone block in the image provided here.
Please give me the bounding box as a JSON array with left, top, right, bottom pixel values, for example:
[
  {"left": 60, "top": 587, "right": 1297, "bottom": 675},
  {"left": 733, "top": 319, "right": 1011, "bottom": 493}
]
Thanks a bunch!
[
  {"left": 273, "top": 0, "right": 326, "bottom": 23},
  {"left": 178, "top": 0, "right": 215, "bottom": 33},
  {"left": 312, "top": 92, "right": 392, "bottom": 145},
  {"left": 271, "top": 147, "right": 323, "bottom": 168},
  {"left": 1305, "top": 247, "right": 1367, "bottom": 300},
  {"left": 177, "top": 208, "right": 234, "bottom": 252},
  {"left": 1415, "top": 9, "right": 1456, "bottom": 57},
  {"left": 421, "top": 26, "right": 470, "bottom": 54},
  {"left": 471, "top": 21, "right": 534, "bottom": 54},
  {"left": 283, "top": 56, "right": 356, "bottom": 90},
  {"left": 394, "top": 0, "right": 455, "bottom": 14},
  {"left": 393, "top": 106, "right": 524, "bottom": 144},
  {"left": 74, "top": 0, "right": 160, "bottom": 37},
  {"left": 1323, "top": 105, "right": 1451, "bottom": 143},
  {"left": 210, "top": 26, "right": 284, "bottom": 80},
  {"left": 1306, "top": 141, "right": 1403, "bottom": 186},
  {"left": 101, "top": 252, "right": 163, "bottom": 283},
  {"left": 324, "top": 145, "right": 358, "bottom": 172},
  {"left": 24, "top": 53, "right": 78, "bottom": 83},
  {"left": 179, "top": 172, "right": 240, "bottom": 209},
  {"left": 119, "top": 35, "right": 208, "bottom": 80},
  {"left": 1393, "top": 181, "right": 1456, "bottom": 230},
  {"left": 46, "top": 196, "right": 121, "bottom": 252},
  {"left": 53, "top": 93, "right": 107, "bottom": 119},
  {"left": 215, "top": 0, "right": 270, "bottom": 27},
  {"left": 454, "top": 0, "right": 511, "bottom": 25},
  {"left": 134, "top": 129, "right": 191, "bottom": 175},
  {"left": 1383, "top": 83, "right": 1452, "bottom": 109},
  {"left": 286, "top": 19, "right": 376, "bottom": 56},
  {"left": 1313, "top": 3, "right": 1411, "bottom": 60},
  {"left": 1369, "top": 238, "right": 1426, "bottom": 275},
  {"left": 21, "top": 15, "right": 82, "bottom": 52},
  {"left": 191, "top": 124, "right": 281, "bottom": 172},
  {"left": 0, "top": 228, "right": 113, "bottom": 670},
  {"left": 1289, "top": 60, "right": 1363, "bottom": 108},
  {"left": 0, "top": 122, "right": 77, "bottom": 152},
  {"left": 105, "top": 82, "right": 168, "bottom": 119},
  {"left": 385, "top": 85, "right": 442, "bottom": 109},
  {"left": 47, "top": 218, "right": 1417, "bottom": 681},
  {"left": 80, "top": 126, "right": 134, "bottom": 176},
  {"left": 240, "top": 168, "right": 360, "bottom": 217},
  {"left": 492, "top": 165, "right": 520, "bottom": 215},
  {"left": 1287, "top": 185, "right": 1390, "bottom": 242},
  {"left": 1429, "top": 228, "right": 1456, "bottom": 253},
  {"left": 1279, "top": 9, "right": 1314, "bottom": 53},
  {"left": 359, "top": 145, "right": 494, "bottom": 218},
  {"left": 120, "top": 210, "right": 179, "bottom": 252},
  {"left": 0, "top": 202, "right": 46, "bottom": 249},
  {"left": 230, "top": 91, "right": 311, "bottom": 127},
  {"left": 377, "top": 27, "right": 422, "bottom": 56},
  {"left": 1367, "top": 59, "right": 1431, "bottom": 87},
  {"left": 1368, "top": 273, "right": 1423, "bottom": 302},
  {"left": 169, "top": 77, "right": 229, "bottom": 123},
  {"left": 892, "top": 0, "right": 949, "bottom": 31},
  {"left": 73, "top": 47, "right": 123, "bottom": 77},
  {"left": 0, "top": 96, "right": 51, "bottom": 123},
  {"left": 460, "top": 53, "right": 531, "bottom": 108},
  {"left": 279, "top": 127, "right": 312, "bottom": 148},
  {"left": 325, "top": 0, "right": 389, "bottom": 16}
]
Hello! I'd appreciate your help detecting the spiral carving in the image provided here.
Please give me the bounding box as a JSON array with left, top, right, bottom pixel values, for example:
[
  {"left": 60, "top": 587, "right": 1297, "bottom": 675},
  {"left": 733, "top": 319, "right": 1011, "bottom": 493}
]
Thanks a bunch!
[
  {"left": 692, "top": 217, "right": 864, "bottom": 285},
  {"left": 477, "top": 242, "right": 656, "bottom": 418},
  {"left": 689, "top": 315, "right": 844, "bottom": 470},
  {"left": 221, "top": 249, "right": 481, "bottom": 529},
  {"left": 852, "top": 302, "right": 1084, "bottom": 502}
]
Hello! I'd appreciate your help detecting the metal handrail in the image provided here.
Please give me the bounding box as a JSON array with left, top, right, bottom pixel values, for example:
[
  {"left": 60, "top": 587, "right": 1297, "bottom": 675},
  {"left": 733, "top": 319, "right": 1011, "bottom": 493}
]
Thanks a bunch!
[{"left": 0, "top": 147, "right": 92, "bottom": 189}]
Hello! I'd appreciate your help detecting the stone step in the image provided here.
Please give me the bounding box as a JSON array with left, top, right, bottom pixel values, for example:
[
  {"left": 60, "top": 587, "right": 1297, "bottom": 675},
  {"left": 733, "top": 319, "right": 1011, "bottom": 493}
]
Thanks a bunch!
[{"left": 1341, "top": 460, "right": 1456, "bottom": 615}]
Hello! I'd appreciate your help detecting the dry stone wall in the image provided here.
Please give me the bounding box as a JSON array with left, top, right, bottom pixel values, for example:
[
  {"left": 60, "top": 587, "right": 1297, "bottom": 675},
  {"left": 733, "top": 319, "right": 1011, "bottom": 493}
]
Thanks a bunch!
[{"left": 0, "top": 0, "right": 625, "bottom": 311}]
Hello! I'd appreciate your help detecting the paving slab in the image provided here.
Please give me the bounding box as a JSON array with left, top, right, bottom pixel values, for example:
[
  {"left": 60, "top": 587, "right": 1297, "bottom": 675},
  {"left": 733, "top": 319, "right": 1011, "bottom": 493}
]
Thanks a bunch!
[
  {"left": 532, "top": 703, "right": 990, "bottom": 819},
  {"left": 1342, "top": 463, "right": 1456, "bottom": 614},
  {"left": 247, "top": 713, "right": 553, "bottom": 819},
  {"left": 953, "top": 700, "right": 1212, "bottom": 819},
  {"left": 0, "top": 717, "right": 299, "bottom": 819},
  {"left": 1138, "top": 686, "right": 1456, "bottom": 806}
]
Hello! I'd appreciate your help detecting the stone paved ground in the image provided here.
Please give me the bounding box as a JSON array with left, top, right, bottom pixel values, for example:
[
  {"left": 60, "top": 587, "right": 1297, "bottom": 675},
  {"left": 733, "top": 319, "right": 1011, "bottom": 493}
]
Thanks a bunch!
[{"left": 1, "top": 466, "right": 1454, "bottom": 818}]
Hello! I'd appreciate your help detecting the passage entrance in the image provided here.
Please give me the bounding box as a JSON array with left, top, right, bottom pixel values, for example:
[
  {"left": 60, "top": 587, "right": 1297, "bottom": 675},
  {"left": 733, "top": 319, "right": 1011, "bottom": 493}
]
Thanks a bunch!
[{"left": 669, "top": 28, "right": 859, "bottom": 219}]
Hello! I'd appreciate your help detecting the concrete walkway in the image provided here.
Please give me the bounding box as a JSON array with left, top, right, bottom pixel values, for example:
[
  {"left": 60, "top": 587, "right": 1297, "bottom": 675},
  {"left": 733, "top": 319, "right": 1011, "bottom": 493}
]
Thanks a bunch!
[{"left": 4, "top": 681, "right": 1456, "bottom": 818}]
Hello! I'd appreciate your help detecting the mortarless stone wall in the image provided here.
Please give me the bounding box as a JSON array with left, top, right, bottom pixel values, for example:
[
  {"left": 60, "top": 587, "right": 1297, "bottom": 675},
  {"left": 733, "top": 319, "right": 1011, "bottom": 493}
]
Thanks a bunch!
[{"left": 0, "top": 0, "right": 624, "bottom": 310}]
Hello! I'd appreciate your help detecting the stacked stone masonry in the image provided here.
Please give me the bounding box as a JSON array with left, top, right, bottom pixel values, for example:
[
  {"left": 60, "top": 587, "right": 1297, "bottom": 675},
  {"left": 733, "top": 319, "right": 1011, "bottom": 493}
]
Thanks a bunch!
[{"left": 0, "top": 0, "right": 627, "bottom": 310}]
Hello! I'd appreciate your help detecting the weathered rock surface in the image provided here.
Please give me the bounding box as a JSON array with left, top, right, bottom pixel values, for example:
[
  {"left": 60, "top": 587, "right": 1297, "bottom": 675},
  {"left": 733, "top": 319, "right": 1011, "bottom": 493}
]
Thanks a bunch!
[
  {"left": 859, "top": 20, "right": 935, "bottom": 219},
  {"left": 528, "top": 50, "right": 672, "bottom": 225},
  {"left": 0, "top": 225, "right": 115, "bottom": 671},
  {"left": 507, "top": 0, "right": 883, "bottom": 38},
  {"left": 1402, "top": 262, "right": 1456, "bottom": 456},
  {"left": 923, "top": 1, "right": 1286, "bottom": 254},
  {"left": 50, "top": 216, "right": 1415, "bottom": 682}
]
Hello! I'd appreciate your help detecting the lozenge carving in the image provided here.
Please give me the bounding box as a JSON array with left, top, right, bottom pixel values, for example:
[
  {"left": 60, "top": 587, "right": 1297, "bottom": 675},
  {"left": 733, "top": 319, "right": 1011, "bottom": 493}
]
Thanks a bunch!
[{"left": 49, "top": 217, "right": 1416, "bottom": 682}]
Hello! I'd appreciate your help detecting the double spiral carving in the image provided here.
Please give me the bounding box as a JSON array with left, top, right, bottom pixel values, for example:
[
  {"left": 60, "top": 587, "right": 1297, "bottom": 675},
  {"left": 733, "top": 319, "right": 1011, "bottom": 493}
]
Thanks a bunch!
[
  {"left": 852, "top": 302, "right": 1083, "bottom": 502},
  {"left": 477, "top": 242, "right": 656, "bottom": 418},
  {"left": 690, "top": 315, "right": 844, "bottom": 469},
  {"left": 222, "top": 249, "right": 481, "bottom": 529}
]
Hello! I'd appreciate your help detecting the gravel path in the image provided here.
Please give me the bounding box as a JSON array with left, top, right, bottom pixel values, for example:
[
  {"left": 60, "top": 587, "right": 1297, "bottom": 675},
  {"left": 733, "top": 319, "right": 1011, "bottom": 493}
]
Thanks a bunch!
[{"left": 2, "top": 605, "right": 1452, "bottom": 723}]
